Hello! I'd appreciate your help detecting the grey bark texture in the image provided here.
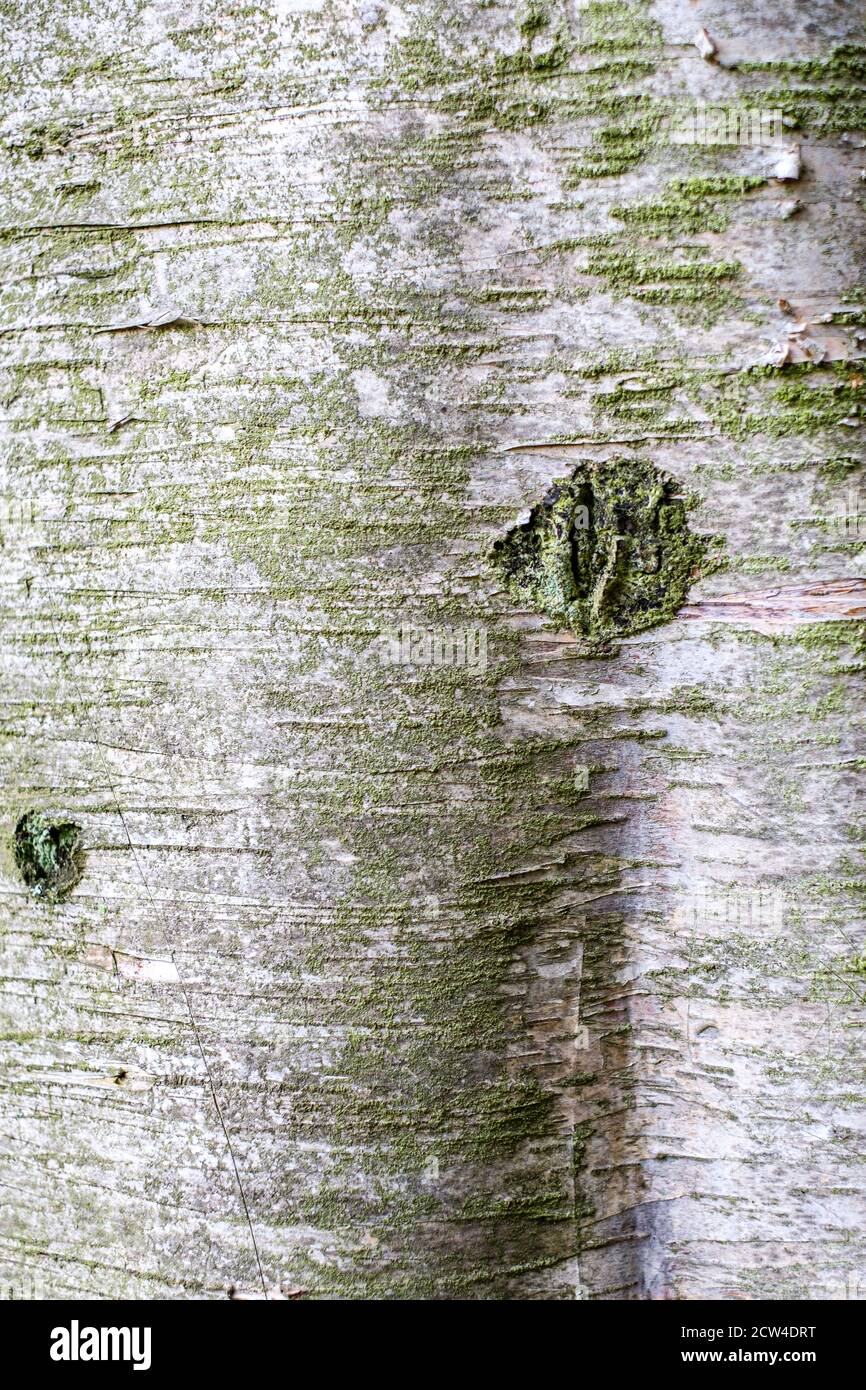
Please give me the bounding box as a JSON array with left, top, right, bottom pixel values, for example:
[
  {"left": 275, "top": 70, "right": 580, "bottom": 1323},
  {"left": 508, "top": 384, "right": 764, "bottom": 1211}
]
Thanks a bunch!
[{"left": 0, "top": 0, "right": 864, "bottom": 1300}]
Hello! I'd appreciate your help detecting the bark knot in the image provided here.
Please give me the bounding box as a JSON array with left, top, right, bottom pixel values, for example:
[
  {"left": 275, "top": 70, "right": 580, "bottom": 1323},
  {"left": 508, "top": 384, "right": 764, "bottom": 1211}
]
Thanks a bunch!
[
  {"left": 13, "top": 810, "right": 84, "bottom": 902},
  {"left": 491, "top": 457, "right": 716, "bottom": 642}
]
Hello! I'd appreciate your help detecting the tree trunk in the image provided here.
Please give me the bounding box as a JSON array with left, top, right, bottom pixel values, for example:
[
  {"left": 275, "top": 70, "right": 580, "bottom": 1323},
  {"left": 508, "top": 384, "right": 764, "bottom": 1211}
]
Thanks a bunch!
[{"left": 1, "top": 0, "right": 863, "bottom": 1300}]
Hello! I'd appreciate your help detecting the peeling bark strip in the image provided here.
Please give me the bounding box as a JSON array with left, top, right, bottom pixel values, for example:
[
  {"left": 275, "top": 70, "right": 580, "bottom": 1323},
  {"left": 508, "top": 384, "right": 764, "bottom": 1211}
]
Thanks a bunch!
[
  {"left": 681, "top": 578, "right": 866, "bottom": 625},
  {"left": 0, "top": 1, "right": 864, "bottom": 1301}
]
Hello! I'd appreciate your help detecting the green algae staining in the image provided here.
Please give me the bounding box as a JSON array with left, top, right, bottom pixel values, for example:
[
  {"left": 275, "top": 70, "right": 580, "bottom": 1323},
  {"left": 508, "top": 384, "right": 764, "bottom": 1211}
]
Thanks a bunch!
[
  {"left": 491, "top": 457, "right": 715, "bottom": 642},
  {"left": 736, "top": 43, "right": 866, "bottom": 134},
  {"left": 13, "top": 810, "right": 84, "bottom": 902}
]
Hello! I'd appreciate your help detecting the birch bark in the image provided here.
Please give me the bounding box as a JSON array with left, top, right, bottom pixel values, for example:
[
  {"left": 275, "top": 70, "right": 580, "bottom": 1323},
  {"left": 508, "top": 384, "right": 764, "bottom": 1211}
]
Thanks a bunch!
[{"left": 1, "top": 0, "right": 864, "bottom": 1299}]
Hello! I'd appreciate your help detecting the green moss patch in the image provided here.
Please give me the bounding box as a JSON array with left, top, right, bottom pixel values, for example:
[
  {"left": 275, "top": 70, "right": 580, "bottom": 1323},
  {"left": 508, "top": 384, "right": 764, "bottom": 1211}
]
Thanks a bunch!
[
  {"left": 13, "top": 810, "right": 84, "bottom": 902},
  {"left": 491, "top": 458, "right": 716, "bottom": 642}
]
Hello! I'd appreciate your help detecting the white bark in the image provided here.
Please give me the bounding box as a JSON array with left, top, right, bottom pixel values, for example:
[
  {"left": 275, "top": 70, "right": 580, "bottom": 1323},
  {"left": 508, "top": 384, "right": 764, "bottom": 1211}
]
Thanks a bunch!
[{"left": 0, "top": 0, "right": 864, "bottom": 1299}]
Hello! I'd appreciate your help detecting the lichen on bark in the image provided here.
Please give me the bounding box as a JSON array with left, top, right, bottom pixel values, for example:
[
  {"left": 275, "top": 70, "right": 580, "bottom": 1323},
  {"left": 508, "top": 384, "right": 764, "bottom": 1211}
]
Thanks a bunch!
[
  {"left": 1, "top": 0, "right": 864, "bottom": 1305},
  {"left": 491, "top": 458, "right": 717, "bottom": 643},
  {"left": 13, "top": 810, "right": 84, "bottom": 903}
]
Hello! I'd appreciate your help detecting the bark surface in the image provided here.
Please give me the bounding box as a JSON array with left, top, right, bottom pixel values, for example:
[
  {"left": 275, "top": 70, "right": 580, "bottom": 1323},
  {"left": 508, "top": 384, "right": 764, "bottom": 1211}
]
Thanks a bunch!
[{"left": 0, "top": 0, "right": 864, "bottom": 1299}]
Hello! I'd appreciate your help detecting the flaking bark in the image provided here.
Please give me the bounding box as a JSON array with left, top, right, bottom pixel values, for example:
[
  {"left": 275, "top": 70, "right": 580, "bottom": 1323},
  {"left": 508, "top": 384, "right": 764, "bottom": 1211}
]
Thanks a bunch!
[{"left": 0, "top": 0, "right": 864, "bottom": 1300}]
